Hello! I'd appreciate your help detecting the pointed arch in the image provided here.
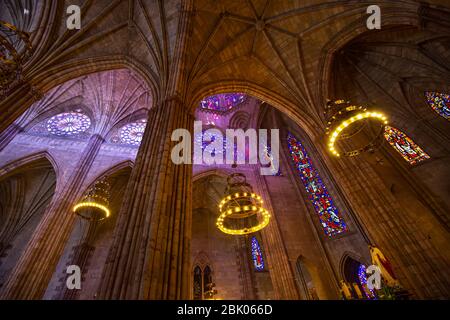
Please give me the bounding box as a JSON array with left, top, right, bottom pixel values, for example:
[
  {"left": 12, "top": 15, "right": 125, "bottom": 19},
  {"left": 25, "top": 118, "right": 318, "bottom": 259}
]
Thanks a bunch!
[
  {"left": 340, "top": 252, "right": 375, "bottom": 300},
  {"left": 83, "top": 160, "right": 134, "bottom": 191},
  {"left": 383, "top": 126, "right": 430, "bottom": 165},
  {"left": 189, "top": 81, "right": 321, "bottom": 140},
  {"left": 0, "top": 151, "right": 59, "bottom": 182},
  {"left": 192, "top": 251, "right": 214, "bottom": 301},
  {"left": 0, "top": 151, "right": 57, "bottom": 289},
  {"left": 339, "top": 252, "right": 365, "bottom": 283}
]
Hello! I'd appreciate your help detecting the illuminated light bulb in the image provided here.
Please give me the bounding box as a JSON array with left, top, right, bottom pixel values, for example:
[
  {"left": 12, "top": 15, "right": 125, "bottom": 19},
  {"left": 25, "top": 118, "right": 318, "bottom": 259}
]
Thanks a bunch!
[{"left": 235, "top": 193, "right": 239, "bottom": 197}]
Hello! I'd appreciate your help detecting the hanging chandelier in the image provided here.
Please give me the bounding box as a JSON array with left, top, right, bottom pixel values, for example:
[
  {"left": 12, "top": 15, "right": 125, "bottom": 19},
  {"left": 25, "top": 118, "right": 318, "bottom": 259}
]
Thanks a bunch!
[
  {"left": 216, "top": 173, "right": 270, "bottom": 236},
  {"left": 0, "top": 20, "right": 33, "bottom": 98},
  {"left": 325, "top": 100, "right": 388, "bottom": 157},
  {"left": 73, "top": 178, "right": 111, "bottom": 221}
]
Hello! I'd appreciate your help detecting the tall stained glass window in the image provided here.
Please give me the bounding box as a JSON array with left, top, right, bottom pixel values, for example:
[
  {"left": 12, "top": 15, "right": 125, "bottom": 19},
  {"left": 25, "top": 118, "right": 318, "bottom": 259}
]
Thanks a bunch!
[
  {"left": 200, "top": 93, "right": 246, "bottom": 112},
  {"left": 287, "top": 132, "right": 347, "bottom": 237},
  {"left": 46, "top": 112, "right": 91, "bottom": 136},
  {"left": 425, "top": 91, "right": 450, "bottom": 120},
  {"left": 193, "top": 266, "right": 202, "bottom": 300},
  {"left": 383, "top": 126, "right": 430, "bottom": 165},
  {"left": 251, "top": 236, "right": 264, "bottom": 271}
]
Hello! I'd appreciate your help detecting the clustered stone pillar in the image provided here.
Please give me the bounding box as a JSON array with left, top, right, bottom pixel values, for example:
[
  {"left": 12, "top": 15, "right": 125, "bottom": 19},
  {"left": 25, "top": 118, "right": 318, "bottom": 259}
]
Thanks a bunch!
[
  {"left": 57, "top": 221, "right": 99, "bottom": 300},
  {"left": 0, "top": 134, "right": 105, "bottom": 299},
  {"left": 98, "top": 98, "right": 193, "bottom": 299},
  {"left": 235, "top": 236, "right": 256, "bottom": 299},
  {"left": 335, "top": 158, "right": 450, "bottom": 299},
  {"left": 253, "top": 171, "right": 300, "bottom": 299}
]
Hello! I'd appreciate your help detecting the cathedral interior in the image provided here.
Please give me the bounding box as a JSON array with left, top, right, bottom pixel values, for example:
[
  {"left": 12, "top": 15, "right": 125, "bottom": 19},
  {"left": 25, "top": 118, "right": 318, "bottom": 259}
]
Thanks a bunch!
[{"left": 0, "top": 0, "right": 449, "bottom": 300}]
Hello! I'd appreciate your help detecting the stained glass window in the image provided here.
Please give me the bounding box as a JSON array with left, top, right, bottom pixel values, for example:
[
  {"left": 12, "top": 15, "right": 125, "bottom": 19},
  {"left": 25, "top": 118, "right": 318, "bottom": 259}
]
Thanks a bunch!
[
  {"left": 119, "top": 119, "right": 147, "bottom": 146},
  {"left": 193, "top": 266, "right": 202, "bottom": 300},
  {"left": 383, "top": 126, "right": 430, "bottom": 165},
  {"left": 425, "top": 91, "right": 450, "bottom": 120},
  {"left": 200, "top": 93, "right": 246, "bottom": 112},
  {"left": 357, "top": 264, "right": 376, "bottom": 299},
  {"left": 46, "top": 112, "right": 91, "bottom": 136},
  {"left": 251, "top": 236, "right": 264, "bottom": 271},
  {"left": 287, "top": 132, "right": 347, "bottom": 237}
]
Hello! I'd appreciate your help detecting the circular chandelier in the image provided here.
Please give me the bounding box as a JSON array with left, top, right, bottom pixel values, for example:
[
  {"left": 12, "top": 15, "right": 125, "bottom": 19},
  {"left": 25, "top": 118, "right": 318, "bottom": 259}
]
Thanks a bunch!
[
  {"left": 0, "top": 20, "right": 33, "bottom": 97},
  {"left": 73, "top": 179, "right": 111, "bottom": 221},
  {"left": 325, "top": 100, "right": 388, "bottom": 157},
  {"left": 216, "top": 173, "right": 270, "bottom": 236}
]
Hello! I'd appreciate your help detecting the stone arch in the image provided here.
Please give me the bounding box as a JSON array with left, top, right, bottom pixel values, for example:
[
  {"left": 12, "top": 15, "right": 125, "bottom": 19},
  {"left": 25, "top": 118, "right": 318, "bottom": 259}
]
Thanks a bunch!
[
  {"left": 339, "top": 252, "right": 367, "bottom": 283},
  {"left": 191, "top": 253, "right": 215, "bottom": 301},
  {"left": 104, "top": 108, "right": 151, "bottom": 143},
  {"left": 0, "top": 151, "right": 59, "bottom": 183},
  {"left": 44, "top": 160, "right": 134, "bottom": 300},
  {"left": 0, "top": 57, "right": 157, "bottom": 134},
  {"left": 193, "top": 168, "right": 232, "bottom": 183},
  {"left": 189, "top": 81, "right": 321, "bottom": 140},
  {"left": 325, "top": 22, "right": 450, "bottom": 125},
  {"left": 192, "top": 251, "right": 213, "bottom": 272},
  {"left": 23, "top": 100, "right": 95, "bottom": 135},
  {"left": 82, "top": 160, "right": 134, "bottom": 193},
  {"left": 319, "top": 5, "right": 422, "bottom": 104},
  {"left": 0, "top": 153, "right": 57, "bottom": 291}
]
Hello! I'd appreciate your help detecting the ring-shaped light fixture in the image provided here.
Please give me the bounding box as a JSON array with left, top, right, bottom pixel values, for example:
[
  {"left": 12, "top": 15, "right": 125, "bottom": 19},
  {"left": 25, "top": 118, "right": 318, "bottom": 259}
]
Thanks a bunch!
[
  {"left": 216, "top": 191, "right": 271, "bottom": 235},
  {"left": 73, "top": 202, "right": 110, "bottom": 221},
  {"left": 325, "top": 101, "right": 389, "bottom": 157}
]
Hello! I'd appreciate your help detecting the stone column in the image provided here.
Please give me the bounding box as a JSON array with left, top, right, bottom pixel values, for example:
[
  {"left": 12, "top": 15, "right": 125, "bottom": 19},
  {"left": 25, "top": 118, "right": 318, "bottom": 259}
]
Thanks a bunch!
[
  {"left": 0, "top": 134, "right": 105, "bottom": 299},
  {"left": 98, "top": 98, "right": 193, "bottom": 299},
  {"left": 235, "top": 236, "right": 256, "bottom": 300},
  {"left": 335, "top": 158, "right": 450, "bottom": 299},
  {"left": 253, "top": 171, "right": 300, "bottom": 299},
  {"left": 58, "top": 221, "right": 99, "bottom": 300}
]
